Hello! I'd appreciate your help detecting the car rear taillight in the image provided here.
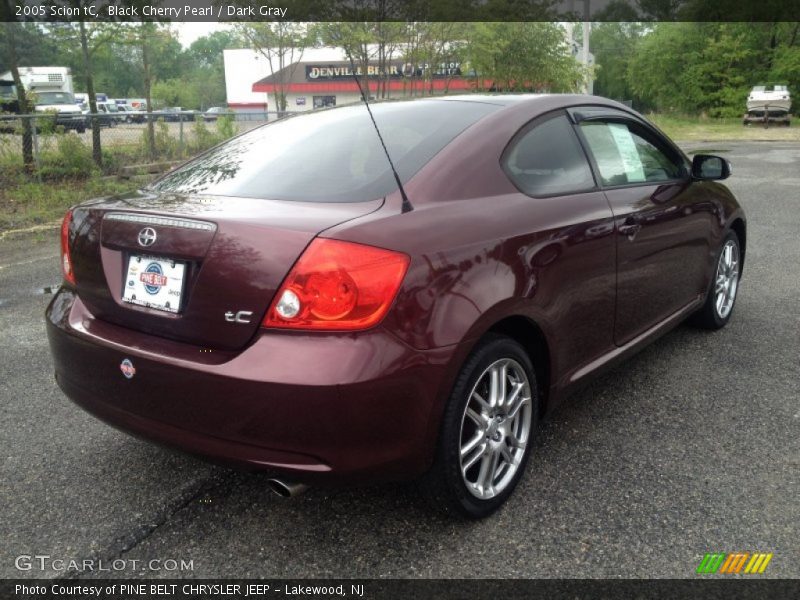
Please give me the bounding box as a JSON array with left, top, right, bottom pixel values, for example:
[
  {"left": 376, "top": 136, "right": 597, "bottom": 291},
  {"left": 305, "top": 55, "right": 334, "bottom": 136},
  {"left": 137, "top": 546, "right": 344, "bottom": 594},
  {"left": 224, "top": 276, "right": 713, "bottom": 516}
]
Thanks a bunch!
[
  {"left": 60, "top": 209, "right": 76, "bottom": 286},
  {"left": 263, "top": 238, "right": 409, "bottom": 331}
]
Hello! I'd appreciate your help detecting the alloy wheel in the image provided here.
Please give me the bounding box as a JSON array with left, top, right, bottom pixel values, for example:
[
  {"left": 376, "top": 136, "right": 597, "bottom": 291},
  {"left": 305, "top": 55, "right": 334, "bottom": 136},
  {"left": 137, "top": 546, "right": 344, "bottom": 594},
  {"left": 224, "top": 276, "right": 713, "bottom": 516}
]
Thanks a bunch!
[
  {"left": 714, "top": 239, "right": 739, "bottom": 319},
  {"left": 459, "top": 358, "right": 533, "bottom": 500}
]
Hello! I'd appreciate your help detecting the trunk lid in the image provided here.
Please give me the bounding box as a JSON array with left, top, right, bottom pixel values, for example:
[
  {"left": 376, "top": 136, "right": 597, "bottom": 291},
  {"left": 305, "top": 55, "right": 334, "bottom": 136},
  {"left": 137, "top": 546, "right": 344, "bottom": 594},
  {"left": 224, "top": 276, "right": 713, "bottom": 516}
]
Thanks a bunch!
[{"left": 70, "top": 189, "right": 384, "bottom": 350}]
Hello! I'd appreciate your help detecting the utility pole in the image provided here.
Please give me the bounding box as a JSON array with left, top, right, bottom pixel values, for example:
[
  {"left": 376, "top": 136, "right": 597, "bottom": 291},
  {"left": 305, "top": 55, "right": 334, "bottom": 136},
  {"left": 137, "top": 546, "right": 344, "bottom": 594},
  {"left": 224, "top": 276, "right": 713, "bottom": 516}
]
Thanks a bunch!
[
  {"left": 582, "top": 0, "right": 593, "bottom": 94},
  {"left": 568, "top": 0, "right": 593, "bottom": 94}
]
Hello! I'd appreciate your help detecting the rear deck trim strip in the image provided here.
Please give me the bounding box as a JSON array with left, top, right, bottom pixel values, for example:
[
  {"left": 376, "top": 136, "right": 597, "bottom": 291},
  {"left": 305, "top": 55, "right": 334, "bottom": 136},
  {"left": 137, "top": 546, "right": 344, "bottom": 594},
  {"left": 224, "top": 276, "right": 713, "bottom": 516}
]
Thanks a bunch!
[{"left": 104, "top": 212, "right": 217, "bottom": 232}]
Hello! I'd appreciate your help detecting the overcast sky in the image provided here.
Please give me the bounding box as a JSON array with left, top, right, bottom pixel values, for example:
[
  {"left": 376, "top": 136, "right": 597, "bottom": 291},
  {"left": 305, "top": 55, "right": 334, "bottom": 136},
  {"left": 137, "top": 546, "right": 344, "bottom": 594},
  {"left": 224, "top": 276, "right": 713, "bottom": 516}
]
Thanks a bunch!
[
  {"left": 171, "top": 0, "right": 617, "bottom": 48},
  {"left": 174, "top": 23, "right": 230, "bottom": 47}
]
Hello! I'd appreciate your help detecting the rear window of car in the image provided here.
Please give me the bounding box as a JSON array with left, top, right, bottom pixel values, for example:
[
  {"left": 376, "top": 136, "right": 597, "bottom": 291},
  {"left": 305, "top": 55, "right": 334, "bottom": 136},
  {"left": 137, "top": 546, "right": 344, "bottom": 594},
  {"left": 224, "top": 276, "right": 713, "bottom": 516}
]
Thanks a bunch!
[
  {"left": 152, "top": 100, "right": 500, "bottom": 202},
  {"left": 502, "top": 114, "right": 595, "bottom": 196}
]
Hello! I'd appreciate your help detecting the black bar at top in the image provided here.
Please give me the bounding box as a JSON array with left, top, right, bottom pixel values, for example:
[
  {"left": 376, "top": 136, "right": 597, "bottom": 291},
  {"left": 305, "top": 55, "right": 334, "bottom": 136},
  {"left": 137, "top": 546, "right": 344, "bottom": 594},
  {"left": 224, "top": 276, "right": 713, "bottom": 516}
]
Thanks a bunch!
[{"left": 3, "top": 0, "right": 800, "bottom": 23}]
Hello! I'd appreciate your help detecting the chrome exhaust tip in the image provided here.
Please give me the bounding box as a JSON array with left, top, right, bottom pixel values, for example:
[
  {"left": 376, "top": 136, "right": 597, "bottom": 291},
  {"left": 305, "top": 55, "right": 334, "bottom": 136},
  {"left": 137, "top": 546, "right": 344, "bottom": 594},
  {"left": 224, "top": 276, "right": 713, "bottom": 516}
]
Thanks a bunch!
[{"left": 267, "top": 478, "right": 309, "bottom": 498}]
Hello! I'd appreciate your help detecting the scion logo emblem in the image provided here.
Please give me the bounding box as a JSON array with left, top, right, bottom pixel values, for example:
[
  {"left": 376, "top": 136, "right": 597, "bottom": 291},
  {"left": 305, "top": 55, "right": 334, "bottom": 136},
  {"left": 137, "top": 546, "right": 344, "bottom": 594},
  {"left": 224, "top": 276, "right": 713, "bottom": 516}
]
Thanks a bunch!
[
  {"left": 120, "top": 358, "right": 136, "bottom": 379},
  {"left": 137, "top": 227, "right": 157, "bottom": 247}
]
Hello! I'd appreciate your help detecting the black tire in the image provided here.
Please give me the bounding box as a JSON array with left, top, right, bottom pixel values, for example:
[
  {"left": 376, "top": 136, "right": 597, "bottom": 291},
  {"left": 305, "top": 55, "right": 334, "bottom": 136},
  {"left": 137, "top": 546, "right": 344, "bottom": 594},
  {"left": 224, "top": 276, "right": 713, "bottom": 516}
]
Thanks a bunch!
[
  {"left": 75, "top": 124, "right": 85, "bottom": 134},
  {"left": 418, "top": 334, "right": 539, "bottom": 519},
  {"left": 690, "top": 230, "right": 741, "bottom": 330}
]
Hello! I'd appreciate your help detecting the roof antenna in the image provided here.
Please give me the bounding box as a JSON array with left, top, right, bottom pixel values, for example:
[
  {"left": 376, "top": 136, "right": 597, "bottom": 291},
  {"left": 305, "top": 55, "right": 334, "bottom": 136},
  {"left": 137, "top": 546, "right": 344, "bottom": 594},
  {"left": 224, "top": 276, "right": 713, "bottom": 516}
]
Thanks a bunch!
[{"left": 345, "top": 51, "right": 413, "bottom": 213}]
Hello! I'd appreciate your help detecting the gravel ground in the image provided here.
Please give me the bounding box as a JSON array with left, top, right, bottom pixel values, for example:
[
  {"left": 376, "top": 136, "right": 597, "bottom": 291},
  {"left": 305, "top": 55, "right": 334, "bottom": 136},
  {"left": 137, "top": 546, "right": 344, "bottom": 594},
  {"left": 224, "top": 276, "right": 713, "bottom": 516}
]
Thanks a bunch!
[{"left": 0, "top": 141, "right": 797, "bottom": 580}]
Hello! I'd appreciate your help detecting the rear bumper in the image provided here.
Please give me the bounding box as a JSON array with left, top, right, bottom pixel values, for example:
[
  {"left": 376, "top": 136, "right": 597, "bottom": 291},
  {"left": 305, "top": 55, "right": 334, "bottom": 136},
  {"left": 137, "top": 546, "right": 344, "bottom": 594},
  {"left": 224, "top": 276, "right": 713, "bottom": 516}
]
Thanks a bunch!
[{"left": 46, "top": 288, "right": 457, "bottom": 483}]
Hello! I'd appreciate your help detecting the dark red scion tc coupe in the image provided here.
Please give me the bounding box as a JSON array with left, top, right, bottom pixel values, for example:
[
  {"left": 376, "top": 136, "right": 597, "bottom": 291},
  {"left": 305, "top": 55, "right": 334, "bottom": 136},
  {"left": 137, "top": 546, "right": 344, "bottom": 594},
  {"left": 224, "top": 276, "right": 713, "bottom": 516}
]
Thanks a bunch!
[{"left": 46, "top": 95, "right": 745, "bottom": 518}]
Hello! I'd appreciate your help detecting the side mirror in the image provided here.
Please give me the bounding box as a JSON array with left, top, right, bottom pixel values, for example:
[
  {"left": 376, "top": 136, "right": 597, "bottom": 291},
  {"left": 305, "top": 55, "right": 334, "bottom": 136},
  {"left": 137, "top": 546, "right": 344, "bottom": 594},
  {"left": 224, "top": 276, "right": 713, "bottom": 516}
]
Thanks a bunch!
[{"left": 692, "top": 154, "right": 731, "bottom": 181}]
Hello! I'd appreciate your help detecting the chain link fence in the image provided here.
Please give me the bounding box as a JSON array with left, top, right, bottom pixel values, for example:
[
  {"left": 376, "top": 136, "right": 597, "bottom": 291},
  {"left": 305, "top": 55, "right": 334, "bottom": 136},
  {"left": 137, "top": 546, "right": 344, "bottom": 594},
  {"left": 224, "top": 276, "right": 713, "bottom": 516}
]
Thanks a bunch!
[{"left": 0, "top": 111, "right": 290, "bottom": 184}]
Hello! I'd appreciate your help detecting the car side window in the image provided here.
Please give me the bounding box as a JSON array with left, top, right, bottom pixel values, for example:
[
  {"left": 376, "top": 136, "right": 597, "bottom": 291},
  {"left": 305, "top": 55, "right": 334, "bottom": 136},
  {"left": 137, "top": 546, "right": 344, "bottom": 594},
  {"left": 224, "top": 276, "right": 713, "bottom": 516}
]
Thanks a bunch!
[
  {"left": 503, "top": 114, "right": 595, "bottom": 197},
  {"left": 579, "top": 120, "right": 685, "bottom": 186}
]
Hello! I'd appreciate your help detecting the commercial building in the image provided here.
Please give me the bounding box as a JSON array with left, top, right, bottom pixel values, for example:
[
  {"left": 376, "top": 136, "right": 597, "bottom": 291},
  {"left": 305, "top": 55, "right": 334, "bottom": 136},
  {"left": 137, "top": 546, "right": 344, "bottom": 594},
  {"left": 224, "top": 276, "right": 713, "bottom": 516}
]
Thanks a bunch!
[{"left": 223, "top": 47, "right": 469, "bottom": 117}]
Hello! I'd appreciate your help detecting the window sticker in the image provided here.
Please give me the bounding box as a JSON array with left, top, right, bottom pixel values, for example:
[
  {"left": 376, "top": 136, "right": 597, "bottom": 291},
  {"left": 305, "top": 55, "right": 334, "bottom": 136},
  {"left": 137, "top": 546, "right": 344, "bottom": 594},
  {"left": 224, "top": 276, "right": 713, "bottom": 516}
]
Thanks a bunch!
[{"left": 607, "top": 123, "right": 645, "bottom": 183}]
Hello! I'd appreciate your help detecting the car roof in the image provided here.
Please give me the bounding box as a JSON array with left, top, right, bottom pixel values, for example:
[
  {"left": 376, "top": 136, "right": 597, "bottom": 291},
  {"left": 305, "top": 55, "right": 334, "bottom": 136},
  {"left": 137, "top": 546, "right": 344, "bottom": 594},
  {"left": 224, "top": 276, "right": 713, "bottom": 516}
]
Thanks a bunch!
[
  {"left": 368, "top": 93, "right": 633, "bottom": 114},
  {"left": 433, "top": 94, "right": 548, "bottom": 106}
]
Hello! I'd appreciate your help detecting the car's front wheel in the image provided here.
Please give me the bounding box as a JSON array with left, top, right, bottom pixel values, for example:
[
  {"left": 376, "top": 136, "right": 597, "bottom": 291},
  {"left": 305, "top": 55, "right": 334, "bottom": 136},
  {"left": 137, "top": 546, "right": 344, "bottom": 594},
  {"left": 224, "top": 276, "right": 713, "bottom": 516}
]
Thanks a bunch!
[
  {"left": 419, "top": 334, "right": 538, "bottom": 518},
  {"left": 691, "top": 230, "right": 741, "bottom": 329}
]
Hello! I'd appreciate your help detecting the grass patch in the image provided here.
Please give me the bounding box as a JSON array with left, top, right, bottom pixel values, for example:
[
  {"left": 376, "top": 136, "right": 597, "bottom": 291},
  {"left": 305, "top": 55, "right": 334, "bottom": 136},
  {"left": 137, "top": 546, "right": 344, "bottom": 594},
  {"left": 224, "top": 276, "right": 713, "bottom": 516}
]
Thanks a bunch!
[
  {"left": 646, "top": 113, "right": 800, "bottom": 142},
  {"left": 0, "top": 115, "right": 239, "bottom": 180},
  {"left": 0, "top": 176, "right": 145, "bottom": 233},
  {"left": 0, "top": 116, "right": 240, "bottom": 233}
]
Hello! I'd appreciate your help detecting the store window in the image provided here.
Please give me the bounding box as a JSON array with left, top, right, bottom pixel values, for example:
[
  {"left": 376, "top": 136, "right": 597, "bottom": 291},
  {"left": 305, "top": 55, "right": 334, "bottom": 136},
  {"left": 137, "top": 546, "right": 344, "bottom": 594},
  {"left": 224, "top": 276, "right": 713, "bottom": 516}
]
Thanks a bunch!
[{"left": 313, "top": 96, "right": 336, "bottom": 109}]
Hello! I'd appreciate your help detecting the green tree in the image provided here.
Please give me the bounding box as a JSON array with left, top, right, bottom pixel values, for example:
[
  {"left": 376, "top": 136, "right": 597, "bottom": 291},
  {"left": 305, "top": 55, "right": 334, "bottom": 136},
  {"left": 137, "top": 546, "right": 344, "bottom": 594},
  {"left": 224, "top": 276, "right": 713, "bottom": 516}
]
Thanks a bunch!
[
  {"left": 184, "top": 30, "right": 245, "bottom": 109},
  {"left": 627, "top": 23, "right": 707, "bottom": 113},
  {"left": 464, "top": 22, "right": 585, "bottom": 93},
  {"left": 1, "top": 20, "right": 34, "bottom": 170},
  {"left": 626, "top": 23, "right": 799, "bottom": 117},
  {"left": 187, "top": 30, "right": 245, "bottom": 68},
  {"left": 151, "top": 78, "right": 199, "bottom": 109},
  {"left": 771, "top": 44, "right": 800, "bottom": 92},
  {"left": 149, "top": 31, "right": 188, "bottom": 83},
  {"left": 125, "top": 22, "right": 174, "bottom": 159},
  {"left": 236, "top": 23, "right": 311, "bottom": 112},
  {"left": 401, "top": 22, "right": 468, "bottom": 97},
  {"left": 0, "top": 22, "right": 60, "bottom": 74},
  {"left": 316, "top": 22, "right": 378, "bottom": 97},
  {"left": 371, "top": 21, "right": 406, "bottom": 98},
  {"left": 49, "top": 16, "right": 121, "bottom": 167},
  {"left": 590, "top": 22, "right": 645, "bottom": 105}
]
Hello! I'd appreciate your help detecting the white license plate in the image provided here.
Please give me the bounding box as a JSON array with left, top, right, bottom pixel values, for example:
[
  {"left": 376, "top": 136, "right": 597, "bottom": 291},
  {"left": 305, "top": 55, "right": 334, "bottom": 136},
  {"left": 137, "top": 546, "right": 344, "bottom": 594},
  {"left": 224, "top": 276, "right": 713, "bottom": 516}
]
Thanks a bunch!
[{"left": 122, "top": 254, "right": 186, "bottom": 313}]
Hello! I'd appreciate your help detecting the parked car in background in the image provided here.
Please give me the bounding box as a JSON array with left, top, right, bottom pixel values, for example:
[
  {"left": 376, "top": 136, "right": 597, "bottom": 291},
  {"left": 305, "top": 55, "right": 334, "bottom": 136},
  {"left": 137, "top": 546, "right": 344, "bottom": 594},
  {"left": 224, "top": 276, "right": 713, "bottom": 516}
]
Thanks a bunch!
[
  {"left": 162, "top": 106, "right": 193, "bottom": 122},
  {"left": 117, "top": 105, "right": 144, "bottom": 124},
  {"left": 115, "top": 105, "right": 132, "bottom": 122},
  {"left": 47, "top": 95, "right": 745, "bottom": 518},
  {"left": 92, "top": 102, "right": 122, "bottom": 127},
  {"left": 203, "top": 106, "right": 232, "bottom": 122}
]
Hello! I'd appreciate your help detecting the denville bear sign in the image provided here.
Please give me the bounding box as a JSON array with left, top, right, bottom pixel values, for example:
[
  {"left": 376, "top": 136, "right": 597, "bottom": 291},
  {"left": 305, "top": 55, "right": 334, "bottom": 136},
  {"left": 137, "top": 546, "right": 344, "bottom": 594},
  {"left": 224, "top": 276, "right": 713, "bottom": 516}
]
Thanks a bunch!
[{"left": 305, "top": 63, "right": 462, "bottom": 80}]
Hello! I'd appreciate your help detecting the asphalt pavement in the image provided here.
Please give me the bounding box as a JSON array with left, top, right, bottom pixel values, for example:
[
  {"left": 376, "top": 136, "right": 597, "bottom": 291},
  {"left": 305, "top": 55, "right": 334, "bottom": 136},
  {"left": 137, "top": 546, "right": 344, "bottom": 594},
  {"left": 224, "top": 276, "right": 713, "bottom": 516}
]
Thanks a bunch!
[{"left": 1, "top": 141, "right": 798, "bottom": 580}]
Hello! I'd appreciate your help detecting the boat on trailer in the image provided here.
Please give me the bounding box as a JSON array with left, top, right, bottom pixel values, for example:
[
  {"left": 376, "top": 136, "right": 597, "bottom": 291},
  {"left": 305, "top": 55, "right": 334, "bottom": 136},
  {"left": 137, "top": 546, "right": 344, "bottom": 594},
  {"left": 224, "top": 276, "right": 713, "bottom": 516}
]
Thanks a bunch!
[{"left": 744, "top": 84, "right": 792, "bottom": 126}]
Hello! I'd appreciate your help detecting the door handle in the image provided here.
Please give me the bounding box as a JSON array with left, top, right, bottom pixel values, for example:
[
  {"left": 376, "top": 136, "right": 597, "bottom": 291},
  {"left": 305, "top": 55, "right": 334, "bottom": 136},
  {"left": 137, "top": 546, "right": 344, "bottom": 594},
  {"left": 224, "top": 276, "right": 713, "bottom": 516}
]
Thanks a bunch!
[{"left": 618, "top": 217, "right": 642, "bottom": 237}]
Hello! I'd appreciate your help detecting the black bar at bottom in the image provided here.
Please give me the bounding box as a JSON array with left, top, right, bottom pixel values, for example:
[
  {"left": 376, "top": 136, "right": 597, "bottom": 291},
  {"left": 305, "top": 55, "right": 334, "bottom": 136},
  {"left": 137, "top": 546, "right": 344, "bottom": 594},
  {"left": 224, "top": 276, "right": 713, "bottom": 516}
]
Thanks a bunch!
[{"left": 3, "top": 579, "right": 800, "bottom": 600}]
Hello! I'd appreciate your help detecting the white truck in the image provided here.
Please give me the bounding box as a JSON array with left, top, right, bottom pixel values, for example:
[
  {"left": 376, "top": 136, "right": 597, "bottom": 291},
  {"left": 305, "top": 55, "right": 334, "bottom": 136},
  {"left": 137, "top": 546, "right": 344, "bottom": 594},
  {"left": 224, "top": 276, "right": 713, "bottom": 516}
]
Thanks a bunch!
[{"left": 0, "top": 66, "right": 86, "bottom": 132}]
